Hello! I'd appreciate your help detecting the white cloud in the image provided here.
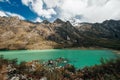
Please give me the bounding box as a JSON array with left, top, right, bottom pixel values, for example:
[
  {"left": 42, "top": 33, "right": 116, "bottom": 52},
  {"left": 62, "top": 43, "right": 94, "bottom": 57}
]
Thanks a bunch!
[
  {"left": 34, "top": 17, "right": 42, "bottom": 22},
  {"left": 59, "top": 0, "right": 120, "bottom": 23},
  {"left": 0, "top": 11, "right": 7, "bottom": 16},
  {"left": 0, "top": 10, "right": 25, "bottom": 20},
  {"left": 21, "top": 0, "right": 56, "bottom": 19},
  {"left": 5, "top": 12, "right": 25, "bottom": 20},
  {"left": 43, "top": 0, "right": 62, "bottom": 8},
  {"left": 21, "top": 0, "right": 120, "bottom": 23}
]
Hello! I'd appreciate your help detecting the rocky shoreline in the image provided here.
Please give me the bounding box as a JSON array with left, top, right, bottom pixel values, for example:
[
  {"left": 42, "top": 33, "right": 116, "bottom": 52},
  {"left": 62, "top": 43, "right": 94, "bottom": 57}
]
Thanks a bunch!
[{"left": 0, "top": 55, "right": 120, "bottom": 80}]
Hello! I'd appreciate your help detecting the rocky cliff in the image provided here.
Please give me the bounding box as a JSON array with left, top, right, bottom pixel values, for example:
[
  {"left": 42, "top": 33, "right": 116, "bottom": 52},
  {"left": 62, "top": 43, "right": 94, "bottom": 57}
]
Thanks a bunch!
[
  {"left": 0, "top": 17, "right": 120, "bottom": 50},
  {"left": 76, "top": 20, "right": 120, "bottom": 49}
]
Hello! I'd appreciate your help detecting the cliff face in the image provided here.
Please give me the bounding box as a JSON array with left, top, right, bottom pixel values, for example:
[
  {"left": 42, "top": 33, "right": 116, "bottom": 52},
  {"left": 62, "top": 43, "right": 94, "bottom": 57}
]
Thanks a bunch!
[
  {"left": 76, "top": 20, "right": 120, "bottom": 39},
  {"left": 76, "top": 20, "right": 120, "bottom": 49},
  {"left": 0, "top": 17, "right": 120, "bottom": 50},
  {"left": 0, "top": 17, "right": 61, "bottom": 50}
]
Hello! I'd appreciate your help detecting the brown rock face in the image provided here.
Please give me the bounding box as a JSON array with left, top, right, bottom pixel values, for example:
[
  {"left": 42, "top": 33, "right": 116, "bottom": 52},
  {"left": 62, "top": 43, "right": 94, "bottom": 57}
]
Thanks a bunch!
[
  {"left": 0, "top": 17, "right": 120, "bottom": 50},
  {"left": 0, "top": 17, "right": 63, "bottom": 50}
]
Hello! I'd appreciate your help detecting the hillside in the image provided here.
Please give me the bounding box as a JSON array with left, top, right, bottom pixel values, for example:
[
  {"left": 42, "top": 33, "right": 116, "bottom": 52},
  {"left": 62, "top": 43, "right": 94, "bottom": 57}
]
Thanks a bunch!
[{"left": 0, "top": 16, "right": 120, "bottom": 50}]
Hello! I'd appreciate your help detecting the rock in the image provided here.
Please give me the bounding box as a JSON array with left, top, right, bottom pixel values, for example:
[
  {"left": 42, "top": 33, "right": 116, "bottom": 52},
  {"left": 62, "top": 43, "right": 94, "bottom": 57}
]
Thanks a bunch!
[
  {"left": 54, "top": 18, "right": 64, "bottom": 24},
  {"left": 0, "top": 31, "right": 15, "bottom": 41},
  {"left": 42, "top": 20, "right": 50, "bottom": 24},
  {"left": 0, "top": 16, "right": 120, "bottom": 50}
]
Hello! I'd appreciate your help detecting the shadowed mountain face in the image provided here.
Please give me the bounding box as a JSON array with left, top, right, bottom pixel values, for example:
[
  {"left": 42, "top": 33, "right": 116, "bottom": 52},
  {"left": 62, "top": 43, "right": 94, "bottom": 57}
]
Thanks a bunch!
[
  {"left": 77, "top": 20, "right": 120, "bottom": 39},
  {"left": 0, "top": 17, "right": 120, "bottom": 50}
]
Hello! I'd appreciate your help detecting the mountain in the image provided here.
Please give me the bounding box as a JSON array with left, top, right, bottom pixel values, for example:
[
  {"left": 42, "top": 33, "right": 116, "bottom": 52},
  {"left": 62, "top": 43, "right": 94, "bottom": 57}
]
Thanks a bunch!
[
  {"left": 0, "top": 17, "right": 120, "bottom": 50},
  {"left": 75, "top": 20, "right": 120, "bottom": 49}
]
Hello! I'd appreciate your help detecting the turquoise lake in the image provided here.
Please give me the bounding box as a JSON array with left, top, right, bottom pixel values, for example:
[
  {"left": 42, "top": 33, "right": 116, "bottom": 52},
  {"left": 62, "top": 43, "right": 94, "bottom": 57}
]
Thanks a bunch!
[{"left": 0, "top": 50, "right": 117, "bottom": 68}]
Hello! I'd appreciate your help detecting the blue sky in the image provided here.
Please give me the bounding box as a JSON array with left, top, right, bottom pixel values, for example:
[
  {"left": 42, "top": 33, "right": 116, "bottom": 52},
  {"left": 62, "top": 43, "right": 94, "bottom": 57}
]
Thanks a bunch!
[
  {"left": 0, "top": 0, "right": 38, "bottom": 20},
  {"left": 0, "top": 0, "right": 120, "bottom": 24}
]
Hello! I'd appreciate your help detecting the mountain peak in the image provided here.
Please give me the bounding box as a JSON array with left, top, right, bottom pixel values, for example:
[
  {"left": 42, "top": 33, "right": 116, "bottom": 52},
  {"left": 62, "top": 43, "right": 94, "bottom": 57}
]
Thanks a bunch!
[
  {"left": 54, "top": 18, "right": 64, "bottom": 24},
  {"left": 66, "top": 21, "right": 73, "bottom": 26},
  {"left": 42, "top": 20, "right": 50, "bottom": 24}
]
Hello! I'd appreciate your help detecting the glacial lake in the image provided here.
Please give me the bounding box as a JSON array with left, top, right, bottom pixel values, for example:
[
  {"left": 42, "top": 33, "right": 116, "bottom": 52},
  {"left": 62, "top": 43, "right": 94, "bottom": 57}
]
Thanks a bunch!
[{"left": 0, "top": 50, "right": 118, "bottom": 68}]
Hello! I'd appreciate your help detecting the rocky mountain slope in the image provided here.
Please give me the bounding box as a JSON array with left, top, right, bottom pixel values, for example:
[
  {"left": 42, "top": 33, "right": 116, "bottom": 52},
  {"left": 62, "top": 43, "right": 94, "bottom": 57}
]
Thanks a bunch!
[
  {"left": 75, "top": 20, "right": 120, "bottom": 49},
  {"left": 0, "top": 16, "right": 120, "bottom": 50}
]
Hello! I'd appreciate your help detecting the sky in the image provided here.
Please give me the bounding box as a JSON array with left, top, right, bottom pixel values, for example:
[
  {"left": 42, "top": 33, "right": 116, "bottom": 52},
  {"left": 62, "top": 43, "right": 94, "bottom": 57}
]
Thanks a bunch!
[{"left": 0, "top": 0, "right": 120, "bottom": 24}]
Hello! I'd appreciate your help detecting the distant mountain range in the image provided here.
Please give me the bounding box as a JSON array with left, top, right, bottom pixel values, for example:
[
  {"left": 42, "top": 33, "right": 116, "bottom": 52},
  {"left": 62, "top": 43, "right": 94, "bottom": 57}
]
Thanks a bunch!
[{"left": 0, "top": 16, "right": 120, "bottom": 50}]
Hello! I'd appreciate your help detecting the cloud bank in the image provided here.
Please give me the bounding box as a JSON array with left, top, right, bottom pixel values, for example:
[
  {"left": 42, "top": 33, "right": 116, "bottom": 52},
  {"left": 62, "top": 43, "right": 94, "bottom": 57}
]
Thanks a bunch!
[
  {"left": 21, "top": 0, "right": 57, "bottom": 19},
  {"left": 23, "top": 0, "right": 120, "bottom": 23},
  {"left": 1, "top": 0, "right": 120, "bottom": 23},
  {"left": 0, "top": 10, "right": 25, "bottom": 20}
]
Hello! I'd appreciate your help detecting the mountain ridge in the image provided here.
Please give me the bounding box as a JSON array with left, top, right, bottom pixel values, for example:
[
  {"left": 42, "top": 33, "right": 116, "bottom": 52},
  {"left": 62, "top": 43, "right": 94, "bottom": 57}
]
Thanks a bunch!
[{"left": 0, "top": 16, "right": 120, "bottom": 50}]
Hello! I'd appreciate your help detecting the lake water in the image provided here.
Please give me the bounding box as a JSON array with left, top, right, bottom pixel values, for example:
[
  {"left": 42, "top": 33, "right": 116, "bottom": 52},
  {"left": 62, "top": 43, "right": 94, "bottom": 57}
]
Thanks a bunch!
[{"left": 0, "top": 49, "right": 117, "bottom": 68}]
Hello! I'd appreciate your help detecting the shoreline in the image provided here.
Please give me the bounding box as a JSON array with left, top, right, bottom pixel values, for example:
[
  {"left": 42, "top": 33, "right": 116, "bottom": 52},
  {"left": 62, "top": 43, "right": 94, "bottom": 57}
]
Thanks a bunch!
[
  {"left": 112, "top": 50, "right": 120, "bottom": 55},
  {"left": 0, "top": 47, "right": 120, "bottom": 55},
  {"left": 0, "top": 47, "right": 120, "bottom": 51}
]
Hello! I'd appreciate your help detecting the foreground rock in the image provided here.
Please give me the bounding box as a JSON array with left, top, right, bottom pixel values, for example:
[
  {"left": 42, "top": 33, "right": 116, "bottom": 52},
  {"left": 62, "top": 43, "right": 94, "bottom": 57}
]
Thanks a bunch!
[{"left": 0, "top": 56, "right": 120, "bottom": 80}]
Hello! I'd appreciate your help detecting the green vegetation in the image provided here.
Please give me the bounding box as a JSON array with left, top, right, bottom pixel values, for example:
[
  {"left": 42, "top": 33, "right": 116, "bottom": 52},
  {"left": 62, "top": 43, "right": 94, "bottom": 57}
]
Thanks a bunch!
[
  {"left": 81, "top": 36, "right": 120, "bottom": 50},
  {"left": 0, "top": 55, "right": 120, "bottom": 80}
]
